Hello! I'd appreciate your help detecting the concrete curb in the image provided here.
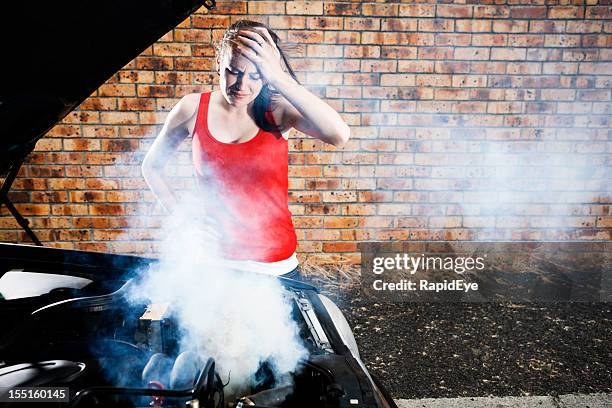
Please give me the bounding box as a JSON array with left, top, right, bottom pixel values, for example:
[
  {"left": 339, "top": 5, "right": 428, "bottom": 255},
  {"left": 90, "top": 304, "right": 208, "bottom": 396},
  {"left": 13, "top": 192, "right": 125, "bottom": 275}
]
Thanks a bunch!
[{"left": 395, "top": 393, "right": 612, "bottom": 408}]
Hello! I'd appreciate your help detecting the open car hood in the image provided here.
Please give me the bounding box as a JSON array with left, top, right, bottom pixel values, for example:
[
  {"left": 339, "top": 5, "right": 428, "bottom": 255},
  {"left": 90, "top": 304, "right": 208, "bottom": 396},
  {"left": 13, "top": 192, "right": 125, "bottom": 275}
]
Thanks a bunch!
[
  {"left": 0, "top": 0, "right": 215, "bottom": 173},
  {"left": 0, "top": 242, "right": 396, "bottom": 408}
]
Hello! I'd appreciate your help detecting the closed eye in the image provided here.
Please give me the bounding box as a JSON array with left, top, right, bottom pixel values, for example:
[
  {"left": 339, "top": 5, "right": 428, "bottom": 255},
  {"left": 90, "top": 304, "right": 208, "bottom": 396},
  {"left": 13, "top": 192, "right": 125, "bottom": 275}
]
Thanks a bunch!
[{"left": 227, "top": 65, "right": 260, "bottom": 80}]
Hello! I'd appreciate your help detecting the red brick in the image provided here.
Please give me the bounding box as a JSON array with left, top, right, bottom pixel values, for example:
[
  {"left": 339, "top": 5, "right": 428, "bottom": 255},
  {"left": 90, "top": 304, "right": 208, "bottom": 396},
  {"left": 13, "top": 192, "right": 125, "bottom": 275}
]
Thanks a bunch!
[
  {"left": 454, "top": 47, "right": 490, "bottom": 60},
  {"left": 324, "top": 3, "right": 361, "bottom": 16},
  {"left": 586, "top": 6, "right": 611, "bottom": 19},
  {"left": 548, "top": 6, "right": 584, "bottom": 19},
  {"left": 418, "top": 19, "right": 454, "bottom": 33},
  {"left": 526, "top": 48, "right": 562, "bottom": 61},
  {"left": 381, "top": 46, "right": 416, "bottom": 59},
  {"left": 405, "top": 33, "right": 435, "bottom": 46},
  {"left": 323, "top": 31, "right": 360, "bottom": 44},
  {"left": 62, "top": 111, "right": 99, "bottom": 124},
  {"left": 70, "top": 191, "right": 105, "bottom": 203},
  {"left": 491, "top": 48, "right": 526, "bottom": 61},
  {"left": 566, "top": 21, "right": 603, "bottom": 33},
  {"left": 544, "top": 34, "right": 581, "bottom": 47},
  {"left": 63, "top": 139, "right": 100, "bottom": 151},
  {"left": 27, "top": 166, "right": 65, "bottom": 177},
  {"left": 508, "top": 34, "right": 544, "bottom": 47},
  {"left": 118, "top": 98, "right": 156, "bottom": 111},
  {"left": 362, "top": 3, "right": 398, "bottom": 16},
  {"left": 437, "top": 5, "right": 473, "bottom": 18},
  {"left": 416, "top": 74, "right": 452, "bottom": 87},
  {"left": 530, "top": 21, "right": 566, "bottom": 34},
  {"left": 106, "top": 191, "right": 143, "bottom": 202},
  {"left": 581, "top": 34, "right": 610, "bottom": 47},
  {"left": 472, "top": 34, "right": 507, "bottom": 46},
  {"left": 152, "top": 43, "right": 191, "bottom": 56},
  {"left": 398, "top": 60, "right": 435, "bottom": 73},
  {"left": 322, "top": 242, "right": 357, "bottom": 253},
  {"left": 289, "top": 165, "right": 323, "bottom": 178},
  {"left": 400, "top": 4, "right": 435, "bottom": 17},
  {"left": 100, "top": 112, "right": 138, "bottom": 125},
  {"left": 344, "top": 204, "right": 376, "bottom": 216},
  {"left": 455, "top": 20, "right": 491, "bottom": 32},
  {"left": 362, "top": 32, "right": 400, "bottom": 45},
  {"left": 323, "top": 217, "right": 361, "bottom": 228},
  {"left": 268, "top": 16, "right": 305, "bottom": 29},
  {"left": 493, "top": 21, "right": 528, "bottom": 33},
  {"left": 45, "top": 153, "right": 86, "bottom": 165},
  {"left": 156, "top": 72, "right": 191, "bottom": 85},
  {"left": 213, "top": 1, "right": 246, "bottom": 14},
  {"left": 307, "top": 17, "right": 343, "bottom": 30},
  {"left": 11, "top": 179, "right": 46, "bottom": 190},
  {"left": 381, "top": 18, "right": 417, "bottom": 32},
  {"left": 248, "top": 1, "right": 284, "bottom": 14},
  {"left": 507, "top": 62, "right": 541, "bottom": 75},
  {"left": 34, "top": 139, "right": 63, "bottom": 151},
  {"left": 435, "top": 34, "right": 471, "bottom": 46},
  {"left": 51, "top": 204, "right": 88, "bottom": 216},
  {"left": 293, "top": 217, "right": 322, "bottom": 229},
  {"left": 577, "top": 90, "right": 611, "bottom": 101},
  {"left": 473, "top": 5, "right": 510, "bottom": 18},
  {"left": 175, "top": 57, "right": 213, "bottom": 71},
  {"left": 511, "top": 7, "right": 547, "bottom": 19},
  {"left": 135, "top": 56, "right": 173, "bottom": 70},
  {"left": 579, "top": 63, "right": 612, "bottom": 75},
  {"left": 307, "top": 44, "right": 343, "bottom": 58},
  {"left": 361, "top": 60, "right": 397, "bottom": 73},
  {"left": 79, "top": 98, "right": 117, "bottom": 110},
  {"left": 435, "top": 61, "right": 470, "bottom": 74},
  {"left": 345, "top": 17, "right": 379, "bottom": 31},
  {"left": 418, "top": 47, "right": 453, "bottom": 60},
  {"left": 191, "top": 15, "right": 229, "bottom": 29},
  {"left": 287, "top": 30, "right": 323, "bottom": 43},
  {"left": 47, "top": 125, "right": 81, "bottom": 138},
  {"left": 435, "top": 88, "right": 470, "bottom": 101},
  {"left": 543, "top": 62, "right": 578, "bottom": 75},
  {"left": 287, "top": 1, "right": 322, "bottom": 15}
]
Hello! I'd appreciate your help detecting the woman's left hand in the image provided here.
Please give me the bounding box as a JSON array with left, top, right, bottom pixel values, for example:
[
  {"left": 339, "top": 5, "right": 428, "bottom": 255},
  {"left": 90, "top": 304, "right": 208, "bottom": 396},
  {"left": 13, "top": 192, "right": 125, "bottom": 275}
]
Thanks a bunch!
[{"left": 235, "top": 27, "right": 289, "bottom": 85}]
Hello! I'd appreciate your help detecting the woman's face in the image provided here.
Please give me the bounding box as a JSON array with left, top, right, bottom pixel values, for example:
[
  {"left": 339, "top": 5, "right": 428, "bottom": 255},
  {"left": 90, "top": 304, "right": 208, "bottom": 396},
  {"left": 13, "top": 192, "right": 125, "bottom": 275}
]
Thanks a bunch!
[{"left": 218, "top": 45, "right": 264, "bottom": 107}]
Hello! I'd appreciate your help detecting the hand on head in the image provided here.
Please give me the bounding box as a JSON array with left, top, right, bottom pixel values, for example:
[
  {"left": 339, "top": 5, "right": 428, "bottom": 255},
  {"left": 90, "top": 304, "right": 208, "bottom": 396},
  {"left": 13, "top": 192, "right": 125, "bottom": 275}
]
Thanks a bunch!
[{"left": 232, "top": 27, "right": 287, "bottom": 84}]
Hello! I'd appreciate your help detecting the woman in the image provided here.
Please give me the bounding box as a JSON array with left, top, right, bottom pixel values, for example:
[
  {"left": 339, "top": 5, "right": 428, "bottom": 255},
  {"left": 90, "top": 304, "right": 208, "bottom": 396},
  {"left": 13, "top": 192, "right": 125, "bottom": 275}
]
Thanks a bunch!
[{"left": 142, "top": 20, "right": 350, "bottom": 279}]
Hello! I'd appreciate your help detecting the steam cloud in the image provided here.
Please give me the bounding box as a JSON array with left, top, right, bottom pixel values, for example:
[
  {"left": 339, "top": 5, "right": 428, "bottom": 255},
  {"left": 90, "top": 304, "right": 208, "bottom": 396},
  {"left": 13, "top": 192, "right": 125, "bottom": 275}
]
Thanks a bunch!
[{"left": 128, "top": 192, "right": 307, "bottom": 394}]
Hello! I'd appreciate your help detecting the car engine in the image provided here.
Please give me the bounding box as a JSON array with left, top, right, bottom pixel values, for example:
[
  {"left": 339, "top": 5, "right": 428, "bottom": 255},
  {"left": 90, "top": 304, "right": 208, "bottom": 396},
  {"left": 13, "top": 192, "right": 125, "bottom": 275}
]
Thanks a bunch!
[{"left": 0, "top": 280, "right": 360, "bottom": 408}]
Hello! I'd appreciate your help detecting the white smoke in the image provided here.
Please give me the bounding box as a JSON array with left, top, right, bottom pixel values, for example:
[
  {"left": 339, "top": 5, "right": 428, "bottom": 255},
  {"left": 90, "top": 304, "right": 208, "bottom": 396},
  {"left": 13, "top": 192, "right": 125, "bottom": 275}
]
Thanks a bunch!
[
  {"left": 456, "top": 127, "right": 607, "bottom": 238},
  {"left": 128, "top": 192, "right": 308, "bottom": 394}
]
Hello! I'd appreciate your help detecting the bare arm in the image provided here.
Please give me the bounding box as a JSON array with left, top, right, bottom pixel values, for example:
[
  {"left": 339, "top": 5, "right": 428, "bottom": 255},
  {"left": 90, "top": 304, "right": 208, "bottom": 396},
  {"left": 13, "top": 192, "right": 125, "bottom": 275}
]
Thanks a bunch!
[
  {"left": 142, "top": 94, "right": 198, "bottom": 213},
  {"left": 236, "top": 28, "right": 350, "bottom": 148},
  {"left": 272, "top": 78, "right": 351, "bottom": 148}
]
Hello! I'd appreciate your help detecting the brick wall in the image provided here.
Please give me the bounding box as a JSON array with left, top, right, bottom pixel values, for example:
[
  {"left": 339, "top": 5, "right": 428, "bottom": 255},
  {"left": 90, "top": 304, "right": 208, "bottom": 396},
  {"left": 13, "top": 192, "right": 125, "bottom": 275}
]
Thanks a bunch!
[{"left": 1, "top": 1, "right": 610, "bottom": 264}]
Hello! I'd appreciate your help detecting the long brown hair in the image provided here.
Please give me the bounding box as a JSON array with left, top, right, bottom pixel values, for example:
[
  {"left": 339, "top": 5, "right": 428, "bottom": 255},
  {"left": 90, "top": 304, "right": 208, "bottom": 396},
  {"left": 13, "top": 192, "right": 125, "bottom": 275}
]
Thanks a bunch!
[{"left": 217, "top": 20, "right": 299, "bottom": 132}]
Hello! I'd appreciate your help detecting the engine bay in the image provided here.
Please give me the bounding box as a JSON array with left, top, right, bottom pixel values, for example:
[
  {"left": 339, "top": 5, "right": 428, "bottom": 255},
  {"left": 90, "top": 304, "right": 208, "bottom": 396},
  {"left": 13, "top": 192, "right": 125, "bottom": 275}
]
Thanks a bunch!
[{"left": 0, "top": 282, "right": 364, "bottom": 408}]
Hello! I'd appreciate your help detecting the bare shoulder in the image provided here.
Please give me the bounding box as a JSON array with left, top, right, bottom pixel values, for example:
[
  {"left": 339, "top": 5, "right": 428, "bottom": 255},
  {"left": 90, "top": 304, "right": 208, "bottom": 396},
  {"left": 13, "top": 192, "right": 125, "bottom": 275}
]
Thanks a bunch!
[
  {"left": 172, "top": 93, "right": 200, "bottom": 121},
  {"left": 165, "top": 93, "right": 201, "bottom": 136}
]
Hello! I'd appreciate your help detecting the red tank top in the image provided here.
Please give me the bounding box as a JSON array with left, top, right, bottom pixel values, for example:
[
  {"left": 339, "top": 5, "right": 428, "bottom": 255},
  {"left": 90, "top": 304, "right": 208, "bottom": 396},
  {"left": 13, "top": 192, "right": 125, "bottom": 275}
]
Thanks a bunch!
[{"left": 191, "top": 92, "right": 297, "bottom": 262}]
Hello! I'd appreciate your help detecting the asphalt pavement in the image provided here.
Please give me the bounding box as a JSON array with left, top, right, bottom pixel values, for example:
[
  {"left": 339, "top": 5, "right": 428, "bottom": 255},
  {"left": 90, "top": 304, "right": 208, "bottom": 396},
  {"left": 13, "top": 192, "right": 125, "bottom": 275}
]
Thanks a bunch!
[
  {"left": 395, "top": 393, "right": 611, "bottom": 407},
  {"left": 321, "top": 285, "right": 611, "bottom": 400}
]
